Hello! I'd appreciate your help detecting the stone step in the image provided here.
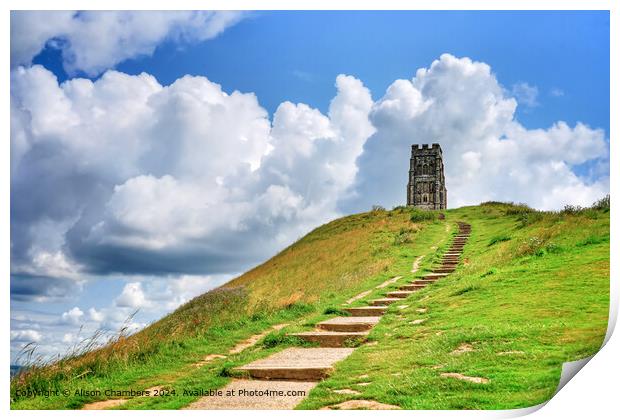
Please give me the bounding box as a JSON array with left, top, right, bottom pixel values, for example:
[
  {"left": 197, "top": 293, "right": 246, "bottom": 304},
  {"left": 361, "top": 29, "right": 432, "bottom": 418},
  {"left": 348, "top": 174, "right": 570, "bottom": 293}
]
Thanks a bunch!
[
  {"left": 317, "top": 316, "right": 380, "bottom": 332},
  {"left": 434, "top": 268, "right": 455, "bottom": 274},
  {"left": 399, "top": 284, "right": 427, "bottom": 291},
  {"left": 443, "top": 253, "right": 461, "bottom": 257},
  {"left": 187, "top": 379, "right": 317, "bottom": 409},
  {"left": 344, "top": 306, "right": 387, "bottom": 316},
  {"left": 411, "top": 282, "right": 434, "bottom": 288},
  {"left": 423, "top": 273, "right": 448, "bottom": 280},
  {"left": 386, "top": 290, "right": 416, "bottom": 298},
  {"left": 289, "top": 331, "right": 368, "bottom": 347},
  {"left": 413, "top": 278, "right": 436, "bottom": 284},
  {"left": 235, "top": 347, "right": 354, "bottom": 380},
  {"left": 371, "top": 297, "right": 403, "bottom": 306}
]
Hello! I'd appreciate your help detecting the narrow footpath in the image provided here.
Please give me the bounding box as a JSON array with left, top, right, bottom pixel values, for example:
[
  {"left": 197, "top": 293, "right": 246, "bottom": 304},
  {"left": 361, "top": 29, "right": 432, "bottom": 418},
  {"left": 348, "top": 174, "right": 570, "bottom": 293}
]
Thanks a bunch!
[{"left": 188, "top": 221, "right": 472, "bottom": 409}]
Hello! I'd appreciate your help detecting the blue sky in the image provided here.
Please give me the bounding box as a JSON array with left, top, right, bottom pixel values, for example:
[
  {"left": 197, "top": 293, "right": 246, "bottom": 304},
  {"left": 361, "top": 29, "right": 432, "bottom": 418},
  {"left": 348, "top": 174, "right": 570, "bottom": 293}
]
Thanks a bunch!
[
  {"left": 34, "top": 11, "right": 610, "bottom": 134},
  {"left": 11, "top": 10, "right": 609, "bottom": 360}
]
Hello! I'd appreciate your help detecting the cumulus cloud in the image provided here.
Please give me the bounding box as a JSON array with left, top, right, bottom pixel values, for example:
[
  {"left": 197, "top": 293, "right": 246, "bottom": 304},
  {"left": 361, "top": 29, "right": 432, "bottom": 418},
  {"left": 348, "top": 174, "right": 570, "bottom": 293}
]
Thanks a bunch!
[
  {"left": 60, "top": 307, "right": 84, "bottom": 325},
  {"left": 10, "top": 54, "right": 608, "bottom": 309},
  {"left": 11, "top": 329, "right": 43, "bottom": 342},
  {"left": 115, "top": 282, "right": 147, "bottom": 309},
  {"left": 347, "top": 54, "right": 608, "bottom": 212},
  {"left": 11, "top": 66, "right": 373, "bottom": 295},
  {"left": 11, "top": 11, "right": 245, "bottom": 75},
  {"left": 88, "top": 307, "right": 105, "bottom": 323},
  {"left": 9, "top": 53, "right": 609, "bottom": 360}
]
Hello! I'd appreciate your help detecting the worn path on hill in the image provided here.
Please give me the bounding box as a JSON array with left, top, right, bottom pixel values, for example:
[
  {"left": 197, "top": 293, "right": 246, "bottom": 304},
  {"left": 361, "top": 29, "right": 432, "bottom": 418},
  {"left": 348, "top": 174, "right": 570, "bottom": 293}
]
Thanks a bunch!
[{"left": 187, "top": 221, "right": 472, "bottom": 410}]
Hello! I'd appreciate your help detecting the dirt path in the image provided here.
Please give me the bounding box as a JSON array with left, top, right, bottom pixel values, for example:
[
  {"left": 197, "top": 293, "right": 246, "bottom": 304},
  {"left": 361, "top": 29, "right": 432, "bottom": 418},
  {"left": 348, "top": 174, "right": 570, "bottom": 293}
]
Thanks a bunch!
[
  {"left": 344, "top": 274, "right": 403, "bottom": 305},
  {"left": 345, "top": 290, "right": 372, "bottom": 304},
  {"left": 82, "top": 399, "right": 127, "bottom": 410},
  {"left": 190, "top": 222, "right": 472, "bottom": 410},
  {"left": 80, "top": 324, "right": 289, "bottom": 410},
  {"left": 85, "top": 222, "right": 471, "bottom": 410},
  {"left": 229, "top": 323, "right": 289, "bottom": 354},
  {"left": 411, "top": 254, "right": 424, "bottom": 273},
  {"left": 375, "top": 275, "right": 402, "bottom": 289}
]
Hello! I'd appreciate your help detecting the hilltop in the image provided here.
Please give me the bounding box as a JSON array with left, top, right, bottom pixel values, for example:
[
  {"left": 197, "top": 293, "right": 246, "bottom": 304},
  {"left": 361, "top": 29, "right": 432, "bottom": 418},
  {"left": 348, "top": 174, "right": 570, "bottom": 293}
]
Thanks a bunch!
[{"left": 11, "top": 199, "right": 610, "bottom": 409}]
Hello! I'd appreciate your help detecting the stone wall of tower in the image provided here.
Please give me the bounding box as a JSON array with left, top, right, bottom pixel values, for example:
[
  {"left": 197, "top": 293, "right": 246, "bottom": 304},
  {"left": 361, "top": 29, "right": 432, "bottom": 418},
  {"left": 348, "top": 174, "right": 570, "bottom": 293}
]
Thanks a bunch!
[{"left": 406, "top": 143, "right": 447, "bottom": 210}]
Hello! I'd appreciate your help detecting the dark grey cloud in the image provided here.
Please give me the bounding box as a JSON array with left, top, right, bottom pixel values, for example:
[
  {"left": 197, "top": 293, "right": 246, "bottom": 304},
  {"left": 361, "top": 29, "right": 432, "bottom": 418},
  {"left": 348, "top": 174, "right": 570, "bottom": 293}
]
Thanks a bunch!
[{"left": 10, "top": 274, "right": 79, "bottom": 302}]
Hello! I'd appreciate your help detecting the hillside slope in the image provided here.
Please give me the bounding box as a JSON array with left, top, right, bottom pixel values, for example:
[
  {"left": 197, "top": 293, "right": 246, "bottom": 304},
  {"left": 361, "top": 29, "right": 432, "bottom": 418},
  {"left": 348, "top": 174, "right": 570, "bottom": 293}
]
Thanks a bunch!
[
  {"left": 300, "top": 202, "right": 610, "bottom": 409},
  {"left": 11, "top": 201, "right": 609, "bottom": 410},
  {"left": 12, "top": 208, "right": 448, "bottom": 409}
]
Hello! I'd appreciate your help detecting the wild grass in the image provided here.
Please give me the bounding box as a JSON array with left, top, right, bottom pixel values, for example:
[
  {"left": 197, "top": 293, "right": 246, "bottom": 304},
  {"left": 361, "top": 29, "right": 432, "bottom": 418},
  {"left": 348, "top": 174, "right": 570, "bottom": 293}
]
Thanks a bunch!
[
  {"left": 488, "top": 234, "right": 511, "bottom": 246},
  {"left": 298, "top": 200, "right": 609, "bottom": 410},
  {"left": 11, "top": 208, "right": 444, "bottom": 409},
  {"left": 409, "top": 208, "right": 438, "bottom": 222},
  {"left": 11, "top": 199, "right": 609, "bottom": 410}
]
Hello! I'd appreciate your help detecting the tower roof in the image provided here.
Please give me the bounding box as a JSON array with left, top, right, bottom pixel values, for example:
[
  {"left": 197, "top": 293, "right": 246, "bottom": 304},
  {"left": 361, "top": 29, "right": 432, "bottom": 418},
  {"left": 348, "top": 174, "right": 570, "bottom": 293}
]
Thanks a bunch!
[{"left": 411, "top": 143, "right": 443, "bottom": 156}]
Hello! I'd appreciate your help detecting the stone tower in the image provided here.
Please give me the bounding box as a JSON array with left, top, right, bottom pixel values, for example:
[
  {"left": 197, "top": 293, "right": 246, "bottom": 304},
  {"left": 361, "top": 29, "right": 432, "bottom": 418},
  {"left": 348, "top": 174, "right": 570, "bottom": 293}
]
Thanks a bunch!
[{"left": 406, "top": 143, "right": 447, "bottom": 209}]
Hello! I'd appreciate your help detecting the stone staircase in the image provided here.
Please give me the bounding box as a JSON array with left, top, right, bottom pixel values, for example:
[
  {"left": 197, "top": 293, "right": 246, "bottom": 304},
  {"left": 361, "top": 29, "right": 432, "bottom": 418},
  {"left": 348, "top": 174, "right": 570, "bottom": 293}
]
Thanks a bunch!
[{"left": 190, "top": 221, "right": 471, "bottom": 409}]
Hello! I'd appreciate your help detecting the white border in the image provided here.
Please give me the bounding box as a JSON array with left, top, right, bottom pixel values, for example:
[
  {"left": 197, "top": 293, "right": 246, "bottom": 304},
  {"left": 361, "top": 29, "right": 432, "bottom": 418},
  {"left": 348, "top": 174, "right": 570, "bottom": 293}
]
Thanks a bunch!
[{"left": 3, "top": 1, "right": 616, "bottom": 419}]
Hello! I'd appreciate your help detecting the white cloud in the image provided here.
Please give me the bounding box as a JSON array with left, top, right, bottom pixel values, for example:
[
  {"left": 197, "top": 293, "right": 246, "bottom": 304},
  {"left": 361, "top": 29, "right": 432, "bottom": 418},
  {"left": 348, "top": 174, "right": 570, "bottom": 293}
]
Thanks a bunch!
[
  {"left": 88, "top": 307, "right": 105, "bottom": 322},
  {"left": 11, "top": 329, "right": 43, "bottom": 342},
  {"left": 115, "top": 282, "right": 147, "bottom": 309},
  {"left": 348, "top": 54, "right": 608, "bottom": 212},
  {"left": 10, "top": 54, "right": 608, "bottom": 306},
  {"left": 60, "top": 307, "right": 84, "bottom": 325},
  {"left": 11, "top": 11, "right": 245, "bottom": 75},
  {"left": 511, "top": 82, "right": 539, "bottom": 107},
  {"left": 10, "top": 54, "right": 609, "bottom": 362},
  {"left": 11, "top": 66, "right": 372, "bottom": 283}
]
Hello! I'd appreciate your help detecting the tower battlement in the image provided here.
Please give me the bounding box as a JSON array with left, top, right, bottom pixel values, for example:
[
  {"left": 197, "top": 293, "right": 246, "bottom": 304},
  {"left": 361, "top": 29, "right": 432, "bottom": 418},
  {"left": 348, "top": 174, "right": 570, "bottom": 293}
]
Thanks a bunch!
[
  {"left": 407, "top": 143, "right": 447, "bottom": 209},
  {"left": 411, "top": 143, "right": 441, "bottom": 151}
]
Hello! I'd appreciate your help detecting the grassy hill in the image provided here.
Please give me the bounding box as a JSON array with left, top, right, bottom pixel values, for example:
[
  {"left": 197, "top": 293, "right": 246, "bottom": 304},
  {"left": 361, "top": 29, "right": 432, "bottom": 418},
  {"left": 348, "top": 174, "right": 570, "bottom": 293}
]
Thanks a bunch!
[{"left": 11, "top": 200, "right": 609, "bottom": 409}]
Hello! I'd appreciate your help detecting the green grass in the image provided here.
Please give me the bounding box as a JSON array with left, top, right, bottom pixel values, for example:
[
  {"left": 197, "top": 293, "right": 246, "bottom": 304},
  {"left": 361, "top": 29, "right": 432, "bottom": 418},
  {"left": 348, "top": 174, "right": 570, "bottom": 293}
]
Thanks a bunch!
[
  {"left": 11, "top": 201, "right": 609, "bottom": 410},
  {"left": 11, "top": 207, "right": 448, "bottom": 409},
  {"left": 297, "top": 202, "right": 609, "bottom": 410}
]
